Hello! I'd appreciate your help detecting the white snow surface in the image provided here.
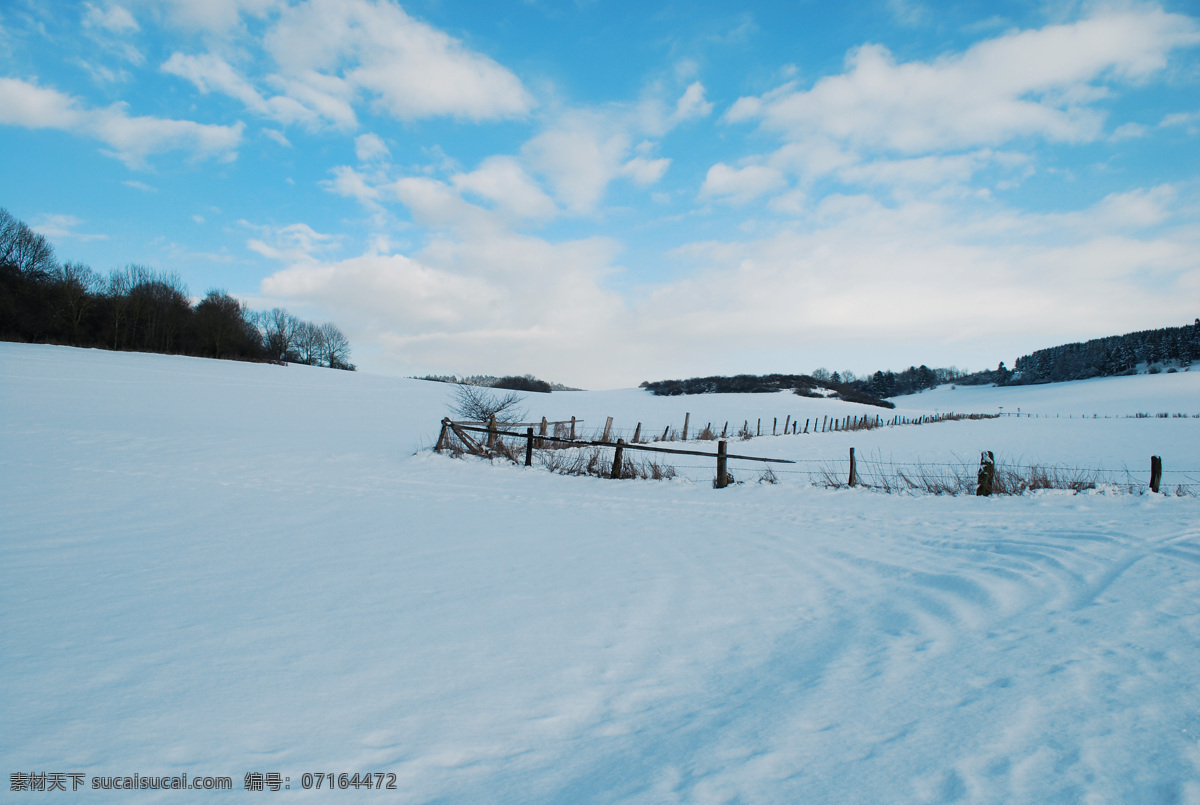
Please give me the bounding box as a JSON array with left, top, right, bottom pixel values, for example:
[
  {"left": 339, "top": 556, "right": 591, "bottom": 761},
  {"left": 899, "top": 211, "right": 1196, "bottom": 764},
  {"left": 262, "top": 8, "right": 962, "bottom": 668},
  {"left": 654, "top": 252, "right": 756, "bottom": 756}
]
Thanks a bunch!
[{"left": 4, "top": 343, "right": 1200, "bottom": 803}]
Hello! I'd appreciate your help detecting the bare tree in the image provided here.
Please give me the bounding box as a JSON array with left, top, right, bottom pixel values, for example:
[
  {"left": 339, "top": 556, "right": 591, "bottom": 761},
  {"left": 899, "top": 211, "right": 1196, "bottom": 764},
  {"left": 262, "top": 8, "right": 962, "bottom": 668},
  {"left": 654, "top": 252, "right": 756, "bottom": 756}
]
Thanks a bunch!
[
  {"left": 295, "top": 320, "right": 322, "bottom": 365},
  {"left": 317, "top": 321, "right": 352, "bottom": 369},
  {"left": 451, "top": 384, "right": 527, "bottom": 423},
  {"left": 53, "top": 261, "right": 101, "bottom": 344},
  {"left": 0, "top": 211, "right": 57, "bottom": 279},
  {"left": 261, "top": 307, "right": 301, "bottom": 362},
  {"left": 195, "top": 290, "right": 256, "bottom": 359},
  {"left": 106, "top": 267, "right": 133, "bottom": 349}
]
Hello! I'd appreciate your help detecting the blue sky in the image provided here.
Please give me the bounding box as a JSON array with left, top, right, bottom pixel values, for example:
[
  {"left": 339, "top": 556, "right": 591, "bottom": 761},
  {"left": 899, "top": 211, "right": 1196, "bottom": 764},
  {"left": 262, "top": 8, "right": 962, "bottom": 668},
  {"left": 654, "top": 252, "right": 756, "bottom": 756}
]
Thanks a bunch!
[{"left": 2, "top": 0, "right": 1198, "bottom": 387}]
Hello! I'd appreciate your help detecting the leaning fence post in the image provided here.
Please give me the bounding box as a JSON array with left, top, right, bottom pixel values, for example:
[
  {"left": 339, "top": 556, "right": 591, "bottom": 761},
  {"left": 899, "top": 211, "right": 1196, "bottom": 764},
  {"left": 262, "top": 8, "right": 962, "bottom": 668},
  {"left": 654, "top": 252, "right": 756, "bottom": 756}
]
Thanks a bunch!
[
  {"left": 611, "top": 438, "right": 625, "bottom": 479},
  {"left": 977, "top": 450, "right": 995, "bottom": 496},
  {"left": 848, "top": 447, "right": 857, "bottom": 487},
  {"left": 633, "top": 422, "right": 642, "bottom": 443},
  {"left": 661, "top": 425, "right": 670, "bottom": 441},
  {"left": 436, "top": 417, "right": 450, "bottom": 452},
  {"left": 602, "top": 416, "right": 614, "bottom": 442},
  {"left": 715, "top": 439, "right": 729, "bottom": 489},
  {"left": 525, "top": 427, "right": 534, "bottom": 467},
  {"left": 784, "top": 414, "right": 791, "bottom": 435},
  {"left": 722, "top": 421, "right": 728, "bottom": 438},
  {"left": 1150, "top": 456, "right": 1163, "bottom": 493}
]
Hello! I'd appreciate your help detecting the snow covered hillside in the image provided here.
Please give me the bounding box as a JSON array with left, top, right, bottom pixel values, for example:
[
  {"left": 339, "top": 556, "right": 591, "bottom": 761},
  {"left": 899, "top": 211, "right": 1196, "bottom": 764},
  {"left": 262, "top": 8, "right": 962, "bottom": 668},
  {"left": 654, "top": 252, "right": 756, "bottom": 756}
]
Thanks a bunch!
[{"left": 3, "top": 343, "right": 1200, "bottom": 803}]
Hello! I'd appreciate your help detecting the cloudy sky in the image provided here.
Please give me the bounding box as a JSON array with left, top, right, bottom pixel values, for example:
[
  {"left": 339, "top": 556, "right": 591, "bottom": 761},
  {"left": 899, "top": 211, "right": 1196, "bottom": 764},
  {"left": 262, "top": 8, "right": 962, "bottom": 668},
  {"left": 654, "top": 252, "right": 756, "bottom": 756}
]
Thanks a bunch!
[{"left": 2, "top": 0, "right": 1198, "bottom": 387}]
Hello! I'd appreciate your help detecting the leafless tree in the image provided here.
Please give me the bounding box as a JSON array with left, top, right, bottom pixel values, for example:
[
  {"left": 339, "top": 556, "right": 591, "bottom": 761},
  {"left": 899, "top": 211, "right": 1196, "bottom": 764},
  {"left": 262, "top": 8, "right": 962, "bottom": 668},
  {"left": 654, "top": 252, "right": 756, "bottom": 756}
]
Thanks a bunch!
[
  {"left": 195, "top": 290, "right": 255, "bottom": 359},
  {"left": 0, "top": 209, "right": 57, "bottom": 279},
  {"left": 317, "top": 321, "right": 352, "bottom": 369},
  {"left": 53, "top": 261, "right": 102, "bottom": 344},
  {"left": 261, "top": 307, "right": 301, "bottom": 362},
  {"left": 295, "top": 320, "right": 322, "bottom": 365},
  {"left": 451, "top": 383, "right": 527, "bottom": 423}
]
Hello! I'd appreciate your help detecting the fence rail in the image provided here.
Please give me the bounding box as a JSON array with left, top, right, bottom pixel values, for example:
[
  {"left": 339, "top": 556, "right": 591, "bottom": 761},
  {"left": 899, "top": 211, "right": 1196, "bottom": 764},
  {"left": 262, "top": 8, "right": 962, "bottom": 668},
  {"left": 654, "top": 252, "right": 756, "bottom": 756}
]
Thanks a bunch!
[
  {"left": 433, "top": 415, "right": 1197, "bottom": 495},
  {"left": 436, "top": 418, "right": 793, "bottom": 487}
]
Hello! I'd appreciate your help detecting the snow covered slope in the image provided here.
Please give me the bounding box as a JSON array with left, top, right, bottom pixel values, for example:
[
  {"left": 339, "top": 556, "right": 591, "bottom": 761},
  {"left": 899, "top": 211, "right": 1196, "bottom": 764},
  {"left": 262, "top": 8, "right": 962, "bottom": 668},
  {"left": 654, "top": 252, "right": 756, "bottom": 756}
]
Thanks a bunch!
[{"left": 3, "top": 343, "right": 1200, "bottom": 803}]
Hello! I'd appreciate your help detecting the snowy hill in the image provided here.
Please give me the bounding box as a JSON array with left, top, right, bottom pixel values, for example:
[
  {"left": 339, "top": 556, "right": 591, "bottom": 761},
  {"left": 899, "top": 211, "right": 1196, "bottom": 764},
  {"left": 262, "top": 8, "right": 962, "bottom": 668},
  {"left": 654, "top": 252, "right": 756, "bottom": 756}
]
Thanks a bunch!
[{"left": 3, "top": 343, "right": 1200, "bottom": 802}]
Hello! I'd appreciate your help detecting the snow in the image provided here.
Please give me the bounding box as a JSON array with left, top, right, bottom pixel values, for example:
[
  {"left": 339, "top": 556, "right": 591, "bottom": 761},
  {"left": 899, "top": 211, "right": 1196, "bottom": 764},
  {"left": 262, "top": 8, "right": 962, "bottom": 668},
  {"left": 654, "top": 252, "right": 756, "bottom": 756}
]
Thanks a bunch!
[{"left": 3, "top": 343, "right": 1200, "bottom": 803}]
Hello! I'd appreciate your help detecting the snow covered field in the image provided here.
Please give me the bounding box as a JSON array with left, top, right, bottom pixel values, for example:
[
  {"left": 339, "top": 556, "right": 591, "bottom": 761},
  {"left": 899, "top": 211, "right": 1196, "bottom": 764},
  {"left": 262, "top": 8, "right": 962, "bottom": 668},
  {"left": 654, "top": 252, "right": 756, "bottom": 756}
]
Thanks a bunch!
[{"left": 3, "top": 343, "right": 1200, "bottom": 803}]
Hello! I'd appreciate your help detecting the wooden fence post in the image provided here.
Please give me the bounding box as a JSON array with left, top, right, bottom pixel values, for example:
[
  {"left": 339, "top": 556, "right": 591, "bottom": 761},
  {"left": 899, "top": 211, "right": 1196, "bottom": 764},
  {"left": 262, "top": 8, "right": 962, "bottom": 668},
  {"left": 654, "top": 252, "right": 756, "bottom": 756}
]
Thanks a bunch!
[
  {"left": 804, "top": 418, "right": 810, "bottom": 434},
  {"left": 715, "top": 439, "right": 728, "bottom": 488},
  {"left": 848, "top": 447, "right": 857, "bottom": 487},
  {"left": 540, "top": 416, "right": 548, "bottom": 445},
  {"left": 977, "top": 450, "right": 995, "bottom": 496},
  {"left": 602, "top": 416, "right": 614, "bottom": 442},
  {"left": 1150, "top": 456, "right": 1162, "bottom": 493},
  {"left": 773, "top": 417, "right": 777, "bottom": 435},
  {"left": 661, "top": 425, "right": 670, "bottom": 441},
  {"left": 757, "top": 418, "right": 761, "bottom": 437},
  {"left": 570, "top": 416, "right": 576, "bottom": 440},
  {"left": 784, "top": 415, "right": 790, "bottom": 435},
  {"left": 436, "top": 417, "right": 450, "bottom": 452},
  {"left": 487, "top": 415, "right": 498, "bottom": 449},
  {"left": 525, "top": 427, "right": 534, "bottom": 467},
  {"left": 683, "top": 413, "right": 690, "bottom": 441},
  {"left": 722, "top": 421, "right": 728, "bottom": 438},
  {"left": 633, "top": 422, "right": 642, "bottom": 443},
  {"left": 611, "top": 439, "right": 625, "bottom": 479}
]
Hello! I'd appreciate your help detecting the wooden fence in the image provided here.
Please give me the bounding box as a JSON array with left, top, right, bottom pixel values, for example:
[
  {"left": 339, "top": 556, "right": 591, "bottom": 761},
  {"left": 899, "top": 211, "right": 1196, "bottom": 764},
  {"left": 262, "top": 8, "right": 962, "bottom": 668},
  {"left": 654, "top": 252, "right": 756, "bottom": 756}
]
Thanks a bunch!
[
  {"left": 435, "top": 417, "right": 794, "bottom": 488},
  {"left": 434, "top": 416, "right": 1195, "bottom": 496}
]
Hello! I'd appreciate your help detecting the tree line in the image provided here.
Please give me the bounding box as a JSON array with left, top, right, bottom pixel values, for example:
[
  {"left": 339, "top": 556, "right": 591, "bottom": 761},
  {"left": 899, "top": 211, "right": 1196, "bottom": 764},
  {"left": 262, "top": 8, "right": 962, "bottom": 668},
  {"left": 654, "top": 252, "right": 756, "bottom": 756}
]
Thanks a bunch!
[
  {"left": 640, "top": 317, "right": 1198, "bottom": 404},
  {"left": 843, "top": 319, "right": 1199, "bottom": 397},
  {"left": 639, "top": 373, "right": 895, "bottom": 408},
  {"left": 0, "top": 207, "right": 353, "bottom": 369}
]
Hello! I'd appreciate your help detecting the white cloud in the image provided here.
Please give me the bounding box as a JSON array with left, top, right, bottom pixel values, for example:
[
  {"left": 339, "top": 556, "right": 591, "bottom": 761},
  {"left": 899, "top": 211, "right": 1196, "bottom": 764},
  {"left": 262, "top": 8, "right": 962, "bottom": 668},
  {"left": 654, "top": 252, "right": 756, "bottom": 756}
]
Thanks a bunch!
[
  {"left": 887, "top": 0, "right": 928, "bottom": 27},
  {"left": 264, "top": 0, "right": 533, "bottom": 124},
  {"left": 836, "top": 150, "right": 1002, "bottom": 187},
  {"left": 699, "top": 163, "right": 786, "bottom": 203},
  {"left": 123, "top": 179, "right": 157, "bottom": 192},
  {"left": 0, "top": 77, "right": 243, "bottom": 167},
  {"left": 671, "top": 81, "right": 714, "bottom": 124},
  {"left": 0, "top": 77, "right": 83, "bottom": 129},
  {"left": 323, "top": 165, "right": 384, "bottom": 211},
  {"left": 728, "top": 8, "right": 1200, "bottom": 155},
  {"left": 128, "top": 0, "right": 278, "bottom": 32},
  {"left": 263, "top": 128, "right": 291, "bottom": 147},
  {"left": 84, "top": 3, "right": 140, "bottom": 33},
  {"left": 1110, "top": 121, "right": 1148, "bottom": 141},
  {"left": 244, "top": 221, "right": 340, "bottom": 263},
  {"left": 30, "top": 214, "right": 108, "bottom": 241},
  {"left": 258, "top": 223, "right": 629, "bottom": 385},
  {"left": 354, "top": 132, "right": 389, "bottom": 163},
  {"left": 451, "top": 156, "right": 558, "bottom": 220},
  {"left": 620, "top": 156, "right": 670, "bottom": 186},
  {"left": 162, "top": 52, "right": 319, "bottom": 127},
  {"left": 523, "top": 113, "right": 632, "bottom": 213}
]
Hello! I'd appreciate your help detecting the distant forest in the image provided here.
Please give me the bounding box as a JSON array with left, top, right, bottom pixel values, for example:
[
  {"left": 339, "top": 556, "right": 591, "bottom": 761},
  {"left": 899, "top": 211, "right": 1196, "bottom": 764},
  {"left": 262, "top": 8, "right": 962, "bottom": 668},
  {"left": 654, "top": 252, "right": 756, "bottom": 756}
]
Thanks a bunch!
[
  {"left": 0, "top": 207, "right": 354, "bottom": 370},
  {"left": 642, "top": 318, "right": 1200, "bottom": 400},
  {"left": 641, "top": 374, "right": 895, "bottom": 409},
  {"left": 419, "top": 374, "right": 581, "bottom": 393},
  {"left": 848, "top": 319, "right": 1200, "bottom": 398}
]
